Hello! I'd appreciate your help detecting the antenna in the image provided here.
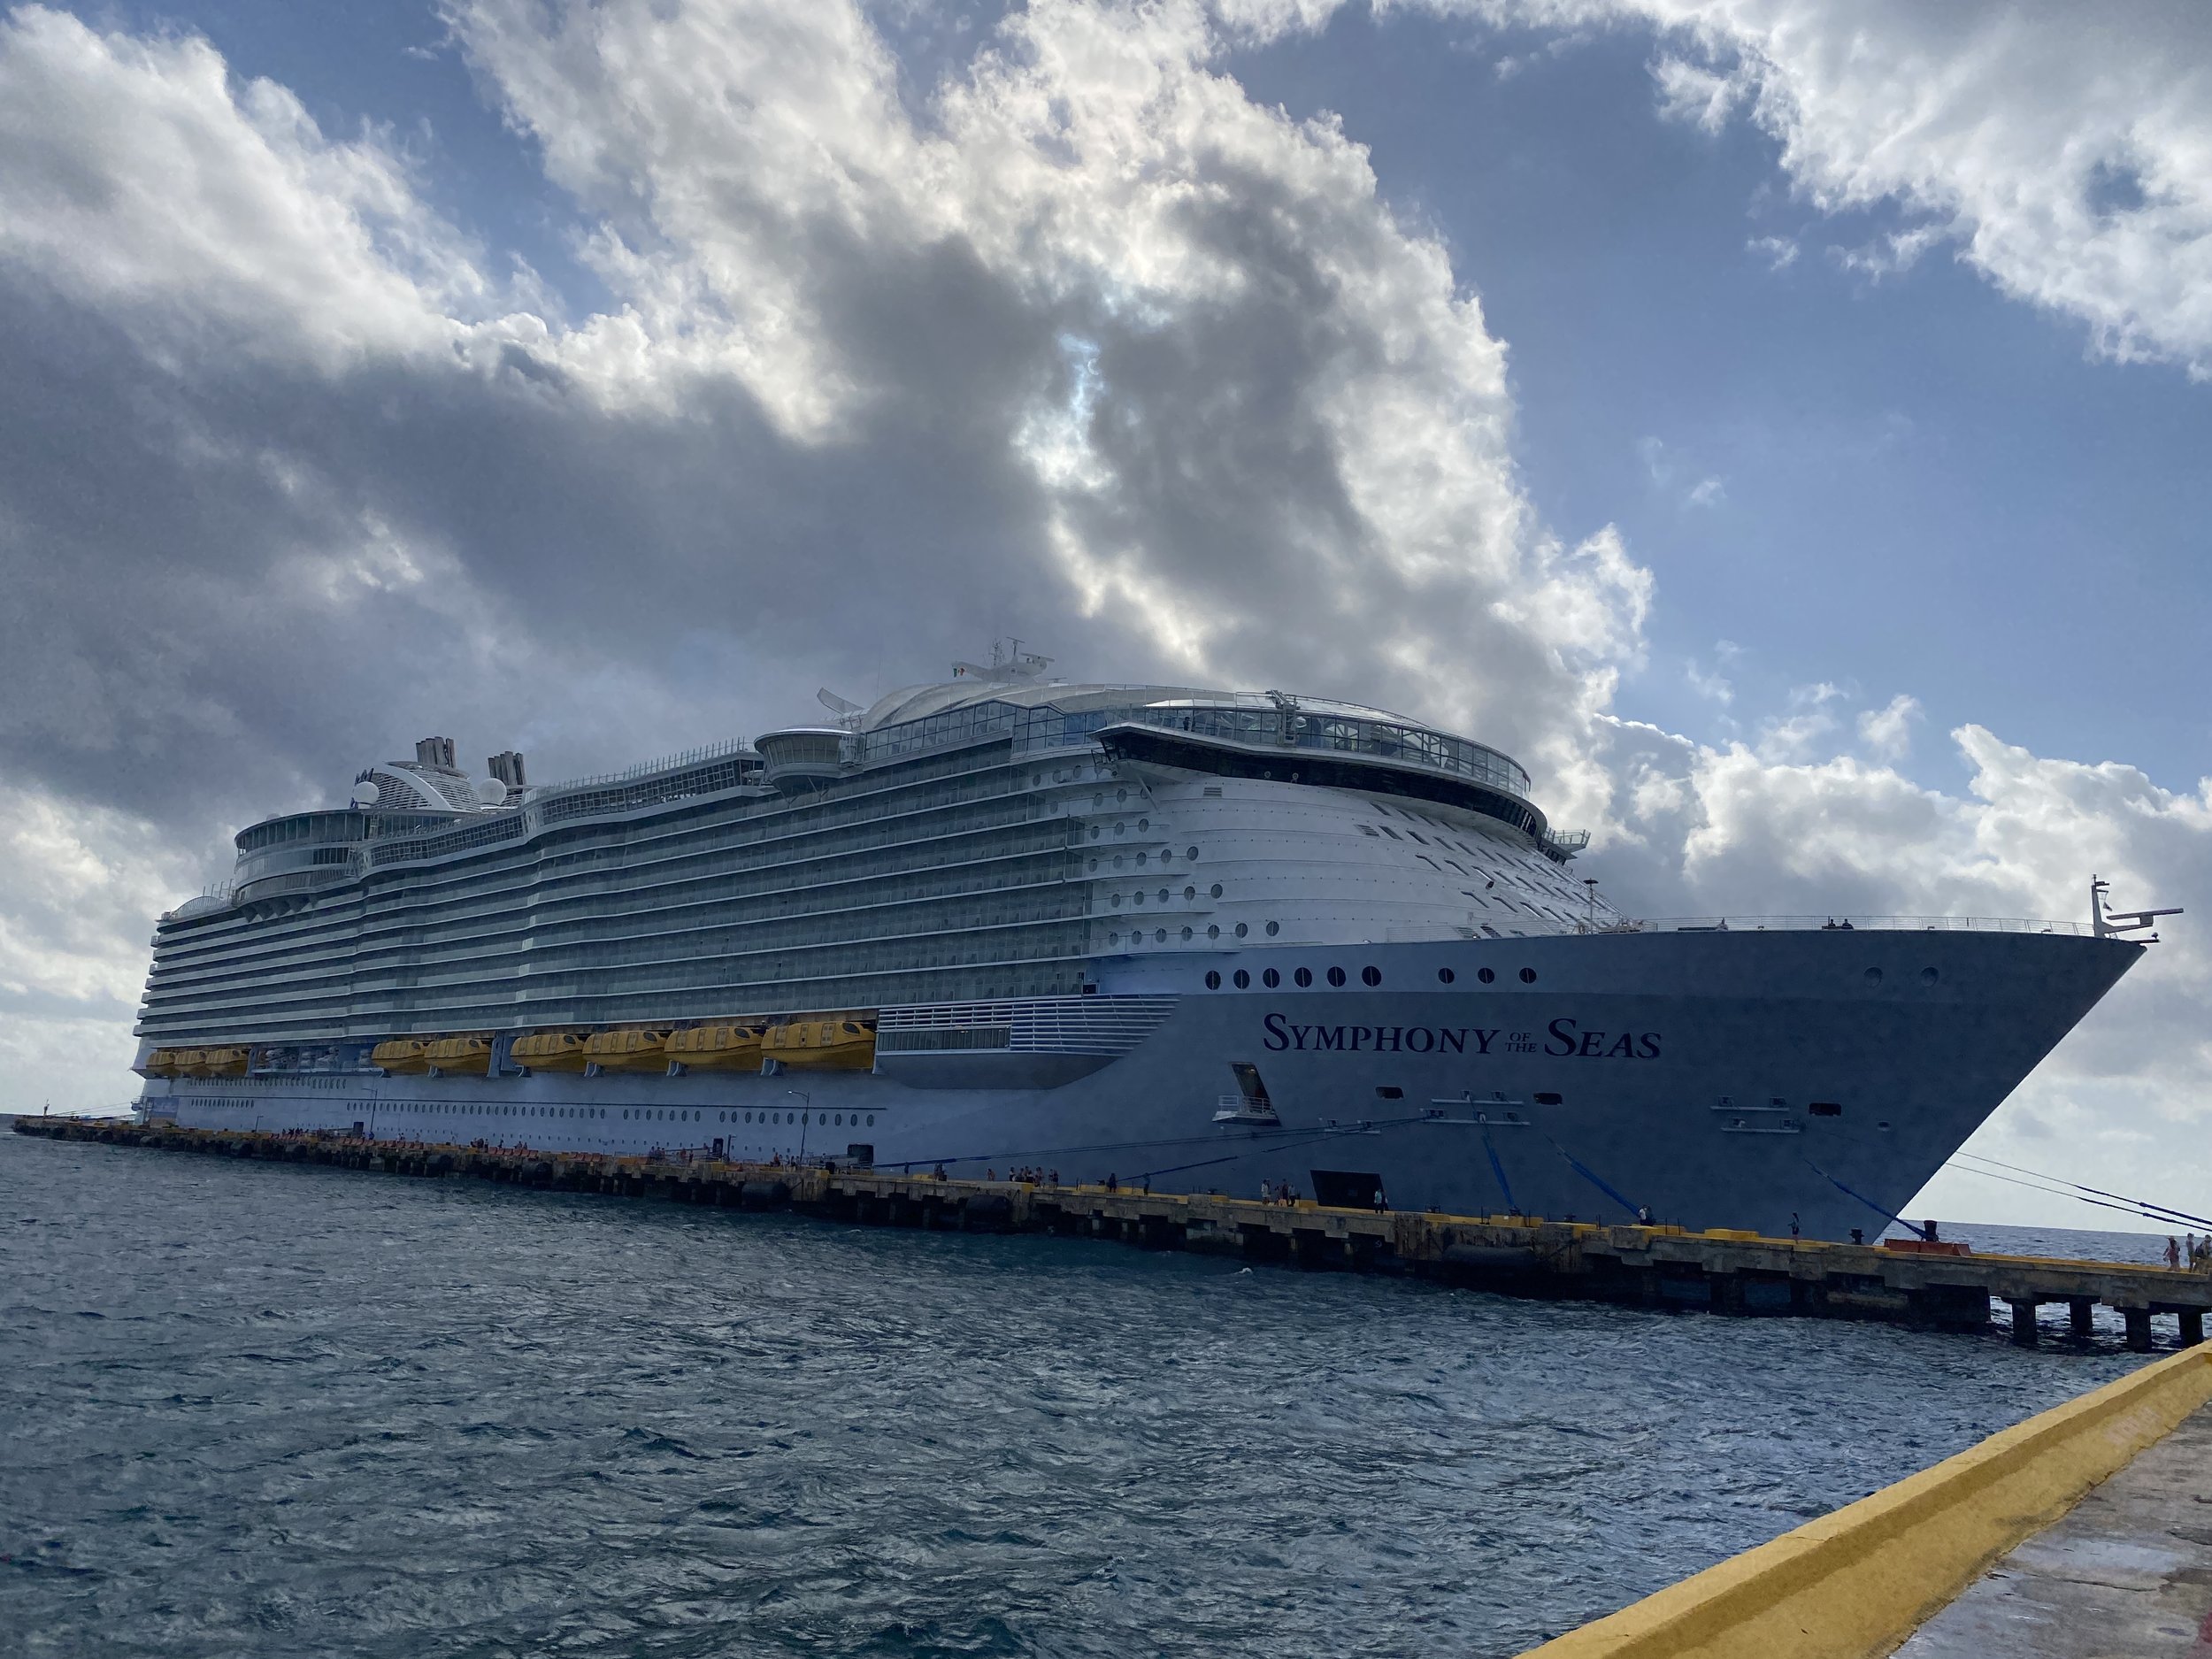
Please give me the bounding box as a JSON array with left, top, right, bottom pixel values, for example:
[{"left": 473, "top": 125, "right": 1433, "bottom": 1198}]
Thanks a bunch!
[{"left": 2091, "top": 873, "right": 2183, "bottom": 941}]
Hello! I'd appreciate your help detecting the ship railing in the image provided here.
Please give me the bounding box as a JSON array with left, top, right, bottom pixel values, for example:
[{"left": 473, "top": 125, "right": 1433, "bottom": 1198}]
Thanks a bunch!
[{"left": 1617, "top": 914, "right": 2089, "bottom": 937}]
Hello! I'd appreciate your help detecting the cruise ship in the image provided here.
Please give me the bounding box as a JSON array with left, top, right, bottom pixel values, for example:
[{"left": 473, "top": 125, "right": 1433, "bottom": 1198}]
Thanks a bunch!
[{"left": 130, "top": 646, "right": 2159, "bottom": 1238}]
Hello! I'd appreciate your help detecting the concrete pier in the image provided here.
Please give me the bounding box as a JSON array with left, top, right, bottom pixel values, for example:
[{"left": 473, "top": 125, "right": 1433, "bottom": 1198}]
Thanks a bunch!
[
  {"left": 17, "top": 1116, "right": 2212, "bottom": 1347},
  {"left": 1896, "top": 1400, "right": 2212, "bottom": 1657}
]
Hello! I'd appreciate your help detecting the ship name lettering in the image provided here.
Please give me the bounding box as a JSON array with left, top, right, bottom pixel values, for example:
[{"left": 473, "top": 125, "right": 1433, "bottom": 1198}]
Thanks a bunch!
[{"left": 1544, "top": 1018, "right": 1663, "bottom": 1059}]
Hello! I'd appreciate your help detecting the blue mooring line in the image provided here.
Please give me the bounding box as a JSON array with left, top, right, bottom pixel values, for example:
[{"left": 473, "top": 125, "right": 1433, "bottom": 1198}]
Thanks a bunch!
[
  {"left": 1547, "top": 1136, "right": 1642, "bottom": 1220},
  {"left": 1806, "top": 1157, "right": 1911, "bottom": 1232},
  {"left": 1482, "top": 1128, "right": 1517, "bottom": 1213}
]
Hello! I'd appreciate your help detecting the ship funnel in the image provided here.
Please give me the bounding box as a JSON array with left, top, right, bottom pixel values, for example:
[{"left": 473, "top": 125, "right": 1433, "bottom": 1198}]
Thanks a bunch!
[
  {"left": 414, "top": 735, "right": 457, "bottom": 770},
  {"left": 488, "top": 749, "right": 528, "bottom": 789}
]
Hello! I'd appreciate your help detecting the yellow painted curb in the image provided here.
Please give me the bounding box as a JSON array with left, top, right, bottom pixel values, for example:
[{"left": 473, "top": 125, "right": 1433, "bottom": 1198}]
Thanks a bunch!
[{"left": 1519, "top": 1341, "right": 2212, "bottom": 1659}]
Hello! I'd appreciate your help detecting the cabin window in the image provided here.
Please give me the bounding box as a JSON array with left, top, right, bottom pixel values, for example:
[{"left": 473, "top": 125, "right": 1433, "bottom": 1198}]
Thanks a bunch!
[
  {"left": 1327, "top": 966, "right": 1347, "bottom": 987},
  {"left": 1233, "top": 970, "right": 1250, "bottom": 988},
  {"left": 1262, "top": 968, "right": 1280, "bottom": 987}
]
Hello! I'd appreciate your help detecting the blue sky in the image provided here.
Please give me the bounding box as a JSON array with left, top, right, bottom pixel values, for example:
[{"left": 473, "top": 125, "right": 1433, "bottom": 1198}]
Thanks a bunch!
[{"left": 2, "top": 0, "right": 2209, "bottom": 1226}]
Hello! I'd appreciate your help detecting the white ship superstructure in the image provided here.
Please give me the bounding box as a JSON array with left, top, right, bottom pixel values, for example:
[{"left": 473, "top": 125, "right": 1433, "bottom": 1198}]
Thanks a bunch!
[{"left": 131, "top": 649, "right": 2154, "bottom": 1238}]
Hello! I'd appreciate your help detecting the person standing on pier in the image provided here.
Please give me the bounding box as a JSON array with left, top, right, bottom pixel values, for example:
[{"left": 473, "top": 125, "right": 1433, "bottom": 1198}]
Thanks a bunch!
[{"left": 2168, "top": 1236, "right": 2182, "bottom": 1270}]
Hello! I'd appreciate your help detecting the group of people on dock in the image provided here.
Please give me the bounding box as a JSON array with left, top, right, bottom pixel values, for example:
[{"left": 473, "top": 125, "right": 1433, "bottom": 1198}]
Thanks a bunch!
[
  {"left": 984, "top": 1166, "right": 1058, "bottom": 1186},
  {"left": 2166, "top": 1234, "right": 2210, "bottom": 1270}
]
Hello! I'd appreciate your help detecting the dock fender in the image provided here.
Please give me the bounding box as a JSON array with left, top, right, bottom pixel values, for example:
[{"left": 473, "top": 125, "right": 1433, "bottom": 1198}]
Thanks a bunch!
[
  {"left": 740, "top": 1179, "right": 792, "bottom": 1210},
  {"left": 962, "top": 1194, "right": 1015, "bottom": 1232}
]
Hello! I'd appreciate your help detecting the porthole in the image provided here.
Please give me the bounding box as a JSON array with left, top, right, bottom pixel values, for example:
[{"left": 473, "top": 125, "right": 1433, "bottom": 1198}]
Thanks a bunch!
[
  {"left": 1155, "top": 928, "right": 1167, "bottom": 943},
  {"left": 1139, "top": 818, "right": 1149, "bottom": 830},
  {"left": 1362, "top": 965, "right": 1382, "bottom": 987},
  {"left": 1262, "top": 968, "right": 1280, "bottom": 988},
  {"left": 1109, "top": 932, "right": 1120, "bottom": 946},
  {"left": 1113, "top": 855, "right": 1125, "bottom": 869},
  {"left": 1206, "top": 971, "right": 1222, "bottom": 989},
  {"left": 1477, "top": 967, "right": 1495, "bottom": 984},
  {"left": 1116, "top": 821, "right": 1126, "bottom": 835},
  {"left": 1133, "top": 890, "right": 1144, "bottom": 905},
  {"left": 1210, "top": 883, "right": 1224, "bottom": 898},
  {"left": 1117, "top": 788, "right": 1127, "bottom": 803},
  {"left": 1863, "top": 967, "right": 1883, "bottom": 985},
  {"left": 1111, "top": 894, "right": 1123, "bottom": 907},
  {"left": 1920, "top": 966, "right": 1940, "bottom": 985},
  {"left": 1233, "top": 970, "right": 1250, "bottom": 989},
  {"left": 1234, "top": 923, "right": 1248, "bottom": 938},
  {"left": 1180, "top": 926, "right": 1193, "bottom": 941},
  {"left": 1438, "top": 967, "right": 1455, "bottom": 985},
  {"left": 1135, "top": 851, "right": 1148, "bottom": 867},
  {"left": 1207, "top": 926, "right": 1220, "bottom": 940},
  {"left": 1518, "top": 968, "right": 1537, "bottom": 984},
  {"left": 1187, "top": 846, "right": 1199, "bottom": 859},
  {"left": 1294, "top": 967, "right": 1312, "bottom": 987},
  {"left": 1327, "top": 966, "right": 1347, "bottom": 987},
  {"left": 1088, "top": 826, "right": 1099, "bottom": 839},
  {"left": 622, "top": 1109, "right": 630, "bottom": 1120},
  {"left": 1094, "top": 793, "right": 1104, "bottom": 807},
  {"left": 1157, "top": 888, "right": 1169, "bottom": 904},
  {"left": 1185, "top": 886, "right": 1197, "bottom": 901},
  {"left": 1088, "top": 859, "right": 1098, "bottom": 872},
  {"left": 1265, "top": 921, "right": 1279, "bottom": 936},
  {"left": 866, "top": 1114, "right": 876, "bottom": 1126}
]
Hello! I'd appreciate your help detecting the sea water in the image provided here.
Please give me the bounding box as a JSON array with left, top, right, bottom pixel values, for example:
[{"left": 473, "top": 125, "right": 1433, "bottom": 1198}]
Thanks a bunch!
[{"left": 1, "top": 1130, "right": 2162, "bottom": 1658}]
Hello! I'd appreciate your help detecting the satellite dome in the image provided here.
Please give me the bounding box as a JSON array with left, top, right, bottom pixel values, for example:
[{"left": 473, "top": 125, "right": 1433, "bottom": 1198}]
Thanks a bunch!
[
  {"left": 473, "top": 776, "right": 510, "bottom": 807},
  {"left": 350, "top": 780, "right": 381, "bottom": 808}
]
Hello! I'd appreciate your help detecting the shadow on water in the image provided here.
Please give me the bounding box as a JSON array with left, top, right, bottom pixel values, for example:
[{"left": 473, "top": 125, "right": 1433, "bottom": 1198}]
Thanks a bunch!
[{"left": 1, "top": 1133, "right": 2152, "bottom": 1658}]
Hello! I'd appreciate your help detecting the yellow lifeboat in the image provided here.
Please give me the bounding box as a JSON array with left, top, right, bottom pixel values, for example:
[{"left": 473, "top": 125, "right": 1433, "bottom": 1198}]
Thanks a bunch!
[
  {"left": 201, "top": 1047, "right": 250, "bottom": 1078},
  {"left": 371, "top": 1039, "right": 431, "bottom": 1075},
  {"left": 664, "top": 1022, "right": 766, "bottom": 1071},
  {"left": 142, "top": 1049, "right": 184, "bottom": 1079},
  {"left": 764, "top": 1015, "right": 877, "bottom": 1071},
  {"left": 582, "top": 1028, "right": 672, "bottom": 1073},
  {"left": 511, "top": 1031, "right": 590, "bottom": 1073},
  {"left": 424, "top": 1035, "right": 492, "bottom": 1075}
]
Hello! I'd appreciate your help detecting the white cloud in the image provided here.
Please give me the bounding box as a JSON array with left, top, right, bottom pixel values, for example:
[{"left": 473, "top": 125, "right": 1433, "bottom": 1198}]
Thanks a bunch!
[
  {"left": 1856, "top": 692, "right": 1921, "bottom": 761},
  {"left": 1746, "top": 233, "right": 1797, "bottom": 270},
  {"left": 1684, "top": 474, "right": 1724, "bottom": 508},
  {"left": 1685, "top": 655, "right": 1732, "bottom": 704}
]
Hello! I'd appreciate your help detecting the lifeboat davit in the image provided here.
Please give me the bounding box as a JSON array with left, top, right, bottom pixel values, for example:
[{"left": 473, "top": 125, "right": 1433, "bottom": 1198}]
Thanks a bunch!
[
  {"left": 511, "top": 1031, "right": 589, "bottom": 1073},
  {"left": 142, "top": 1049, "right": 184, "bottom": 1079},
  {"left": 582, "top": 1029, "right": 672, "bottom": 1073},
  {"left": 764, "top": 1015, "right": 877, "bottom": 1071},
  {"left": 664, "top": 1022, "right": 766, "bottom": 1071}
]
